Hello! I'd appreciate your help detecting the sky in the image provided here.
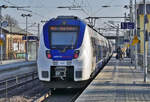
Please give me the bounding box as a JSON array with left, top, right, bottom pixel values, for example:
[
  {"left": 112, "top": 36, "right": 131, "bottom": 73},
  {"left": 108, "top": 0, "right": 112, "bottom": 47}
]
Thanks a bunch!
[{"left": 0, "top": 0, "right": 144, "bottom": 35}]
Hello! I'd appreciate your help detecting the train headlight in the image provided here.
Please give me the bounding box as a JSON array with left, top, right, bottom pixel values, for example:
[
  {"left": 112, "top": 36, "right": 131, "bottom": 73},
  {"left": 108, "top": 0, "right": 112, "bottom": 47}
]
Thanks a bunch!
[
  {"left": 46, "top": 50, "right": 52, "bottom": 59},
  {"left": 74, "top": 50, "right": 80, "bottom": 59}
]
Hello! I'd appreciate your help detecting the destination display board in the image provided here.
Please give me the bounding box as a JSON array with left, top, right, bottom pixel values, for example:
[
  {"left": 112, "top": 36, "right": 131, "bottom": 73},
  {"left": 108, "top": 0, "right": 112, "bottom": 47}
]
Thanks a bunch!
[
  {"left": 50, "top": 26, "right": 78, "bottom": 31},
  {"left": 121, "top": 22, "right": 134, "bottom": 29}
]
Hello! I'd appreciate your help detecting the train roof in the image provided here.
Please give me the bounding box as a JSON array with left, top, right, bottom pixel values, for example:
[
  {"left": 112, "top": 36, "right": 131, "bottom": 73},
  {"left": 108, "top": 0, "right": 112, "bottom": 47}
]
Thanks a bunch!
[
  {"left": 49, "top": 16, "right": 84, "bottom": 22},
  {"left": 47, "top": 15, "right": 107, "bottom": 41},
  {"left": 45, "top": 16, "right": 87, "bottom": 25},
  {"left": 56, "top": 16, "right": 79, "bottom": 19},
  {"left": 87, "top": 24, "right": 106, "bottom": 39}
]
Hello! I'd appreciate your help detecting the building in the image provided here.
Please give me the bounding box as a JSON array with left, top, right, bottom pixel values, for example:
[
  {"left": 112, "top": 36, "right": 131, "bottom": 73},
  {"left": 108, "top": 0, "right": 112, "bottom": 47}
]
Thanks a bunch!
[
  {"left": 0, "top": 25, "right": 37, "bottom": 60},
  {"left": 137, "top": 3, "right": 150, "bottom": 67}
]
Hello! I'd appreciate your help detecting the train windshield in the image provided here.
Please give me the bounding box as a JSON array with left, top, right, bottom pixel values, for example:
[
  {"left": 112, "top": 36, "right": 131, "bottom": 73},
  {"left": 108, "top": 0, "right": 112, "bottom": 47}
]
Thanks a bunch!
[{"left": 50, "top": 32, "right": 77, "bottom": 48}]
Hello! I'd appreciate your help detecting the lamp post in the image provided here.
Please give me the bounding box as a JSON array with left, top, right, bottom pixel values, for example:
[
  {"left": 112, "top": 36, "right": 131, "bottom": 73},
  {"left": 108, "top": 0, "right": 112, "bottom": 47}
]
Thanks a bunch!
[
  {"left": 134, "top": 0, "right": 138, "bottom": 69},
  {"left": 36, "top": 23, "right": 40, "bottom": 60},
  {"left": 0, "top": 6, "right": 2, "bottom": 64},
  {"left": 0, "top": 5, "right": 8, "bottom": 64},
  {"left": 143, "top": 0, "right": 148, "bottom": 82},
  {"left": 21, "top": 14, "right": 32, "bottom": 61}
]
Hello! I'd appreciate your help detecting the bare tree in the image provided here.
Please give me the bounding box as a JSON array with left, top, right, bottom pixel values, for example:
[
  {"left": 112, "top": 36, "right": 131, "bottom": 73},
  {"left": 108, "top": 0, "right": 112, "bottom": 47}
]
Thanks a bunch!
[{"left": 4, "top": 14, "right": 18, "bottom": 26}]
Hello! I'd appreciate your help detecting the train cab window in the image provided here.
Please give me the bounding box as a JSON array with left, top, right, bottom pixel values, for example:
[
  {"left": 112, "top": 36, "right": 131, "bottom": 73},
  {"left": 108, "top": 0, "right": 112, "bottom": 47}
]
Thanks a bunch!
[
  {"left": 49, "top": 26, "right": 79, "bottom": 49},
  {"left": 51, "top": 32, "right": 77, "bottom": 47}
]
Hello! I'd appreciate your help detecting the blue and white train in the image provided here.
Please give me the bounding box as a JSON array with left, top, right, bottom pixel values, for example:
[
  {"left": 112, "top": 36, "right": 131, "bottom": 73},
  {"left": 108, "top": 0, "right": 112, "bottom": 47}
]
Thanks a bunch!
[{"left": 37, "top": 16, "right": 113, "bottom": 88}]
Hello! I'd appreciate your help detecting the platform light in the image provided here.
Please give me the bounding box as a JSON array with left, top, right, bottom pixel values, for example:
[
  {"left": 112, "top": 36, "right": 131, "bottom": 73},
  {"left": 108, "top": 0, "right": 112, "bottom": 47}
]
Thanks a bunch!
[{"left": 0, "top": 34, "right": 5, "bottom": 40}]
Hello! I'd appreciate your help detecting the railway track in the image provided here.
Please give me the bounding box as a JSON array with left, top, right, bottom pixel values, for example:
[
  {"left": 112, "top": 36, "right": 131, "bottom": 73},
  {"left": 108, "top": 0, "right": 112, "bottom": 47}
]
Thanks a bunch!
[
  {"left": 0, "top": 58, "right": 110, "bottom": 102},
  {"left": 0, "top": 72, "right": 38, "bottom": 95},
  {"left": 33, "top": 61, "right": 110, "bottom": 102},
  {"left": 34, "top": 88, "right": 84, "bottom": 102},
  {"left": 0, "top": 71, "right": 84, "bottom": 102},
  {"left": 0, "top": 79, "right": 82, "bottom": 102},
  {"left": 0, "top": 72, "right": 40, "bottom": 102}
]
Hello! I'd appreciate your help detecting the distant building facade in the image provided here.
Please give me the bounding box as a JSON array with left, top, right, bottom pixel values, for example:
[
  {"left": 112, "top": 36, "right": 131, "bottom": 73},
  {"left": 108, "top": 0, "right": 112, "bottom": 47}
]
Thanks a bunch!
[
  {"left": 137, "top": 3, "right": 150, "bottom": 54},
  {"left": 137, "top": 3, "right": 150, "bottom": 68},
  {"left": 1, "top": 26, "right": 31, "bottom": 60}
]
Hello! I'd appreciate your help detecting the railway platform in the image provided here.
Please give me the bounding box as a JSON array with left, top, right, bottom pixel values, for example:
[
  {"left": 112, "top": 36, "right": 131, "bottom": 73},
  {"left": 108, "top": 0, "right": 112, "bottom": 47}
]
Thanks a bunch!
[
  {"left": 0, "top": 59, "right": 32, "bottom": 65},
  {"left": 0, "top": 60, "right": 36, "bottom": 81},
  {"left": 76, "top": 56, "right": 150, "bottom": 102}
]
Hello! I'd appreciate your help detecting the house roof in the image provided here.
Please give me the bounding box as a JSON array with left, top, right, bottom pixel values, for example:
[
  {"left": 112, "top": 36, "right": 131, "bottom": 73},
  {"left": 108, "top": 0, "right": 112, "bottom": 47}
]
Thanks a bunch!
[{"left": 2, "top": 26, "right": 32, "bottom": 35}]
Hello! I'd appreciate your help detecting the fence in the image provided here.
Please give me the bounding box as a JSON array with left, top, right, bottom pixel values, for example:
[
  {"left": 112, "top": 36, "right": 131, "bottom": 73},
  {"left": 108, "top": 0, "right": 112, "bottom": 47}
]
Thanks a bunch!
[{"left": 137, "top": 53, "right": 150, "bottom": 71}]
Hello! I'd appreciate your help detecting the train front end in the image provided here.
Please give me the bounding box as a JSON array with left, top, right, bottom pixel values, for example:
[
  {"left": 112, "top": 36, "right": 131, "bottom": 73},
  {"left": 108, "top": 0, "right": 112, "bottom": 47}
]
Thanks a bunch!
[{"left": 37, "top": 16, "right": 91, "bottom": 88}]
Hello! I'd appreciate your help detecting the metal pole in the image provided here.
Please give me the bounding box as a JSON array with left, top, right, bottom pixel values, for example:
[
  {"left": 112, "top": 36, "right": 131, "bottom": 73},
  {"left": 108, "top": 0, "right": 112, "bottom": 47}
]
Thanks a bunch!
[
  {"left": 25, "top": 16, "right": 28, "bottom": 61},
  {"left": 38, "top": 23, "right": 40, "bottom": 43},
  {"left": 124, "top": 12, "right": 128, "bottom": 51},
  {"left": 0, "top": 7, "right": 2, "bottom": 64},
  {"left": 135, "top": 0, "right": 138, "bottom": 69},
  {"left": 143, "top": 0, "right": 147, "bottom": 82},
  {"left": 116, "top": 24, "right": 119, "bottom": 48},
  {"left": 5, "top": 80, "right": 8, "bottom": 100},
  {"left": 22, "top": 14, "right": 31, "bottom": 61},
  {"left": 129, "top": 0, "right": 134, "bottom": 63},
  {"left": 36, "top": 23, "right": 40, "bottom": 60}
]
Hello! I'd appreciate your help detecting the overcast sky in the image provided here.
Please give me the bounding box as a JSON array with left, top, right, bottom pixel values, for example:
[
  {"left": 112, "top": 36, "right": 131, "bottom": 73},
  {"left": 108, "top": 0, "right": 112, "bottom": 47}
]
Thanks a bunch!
[{"left": 0, "top": 0, "right": 144, "bottom": 34}]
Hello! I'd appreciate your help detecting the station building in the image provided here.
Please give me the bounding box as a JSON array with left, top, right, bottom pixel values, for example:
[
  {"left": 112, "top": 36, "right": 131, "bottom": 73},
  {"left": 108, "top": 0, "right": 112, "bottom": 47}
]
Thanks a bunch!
[
  {"left": 137, "top": 3, "right": 150, "bottom": 68},
  {"left": 1, "top": 26, "right": 37, "bottom": 60}
]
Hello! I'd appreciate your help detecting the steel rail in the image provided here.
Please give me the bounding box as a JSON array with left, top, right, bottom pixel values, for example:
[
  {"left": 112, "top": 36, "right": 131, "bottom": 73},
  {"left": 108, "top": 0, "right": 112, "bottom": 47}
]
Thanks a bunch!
[
  {"left": 0, "top": 72, "right": 37, "bottom": 84},
  {"left": 0, "top": 72, "right": 38, "bottom": 94},
  {"left": 70, "top": 91, "right": 83, "bottom": 102},
  {"left": 33, "top": 90, "right": 52, "bottom": 102}
]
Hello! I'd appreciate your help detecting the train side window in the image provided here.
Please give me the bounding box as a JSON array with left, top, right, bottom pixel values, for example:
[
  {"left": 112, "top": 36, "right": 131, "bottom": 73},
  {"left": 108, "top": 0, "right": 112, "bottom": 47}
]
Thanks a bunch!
[
  {"left": 91, "top": 38, "right": 95, "bottom": 47},
  {"left": 91, "top": 37, "right": 96, "bottom": 56}
]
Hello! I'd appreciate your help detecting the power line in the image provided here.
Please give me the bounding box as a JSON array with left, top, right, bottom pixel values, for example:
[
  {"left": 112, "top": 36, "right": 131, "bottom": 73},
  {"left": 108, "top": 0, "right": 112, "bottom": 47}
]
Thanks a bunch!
[
  {"left": 65, "top": 0, "right": 90, "bottom": 16},
  {"left": 3, "top": 0, "right": 47, "bottom": 19},
  {"left": 3, "top": 0, "right": 16, "bottom": 5},
  {"left": 28, "top": 6, "right": 57, "bottom": 8},
  {"left": 86, "top": 0, "right": 93, "bottom": 16},
  {"left": 92, "top": 0, "right": 114, "bottom": 16},
  {"left": 76, "top": 0, "right": 90, "bottom": 16}
]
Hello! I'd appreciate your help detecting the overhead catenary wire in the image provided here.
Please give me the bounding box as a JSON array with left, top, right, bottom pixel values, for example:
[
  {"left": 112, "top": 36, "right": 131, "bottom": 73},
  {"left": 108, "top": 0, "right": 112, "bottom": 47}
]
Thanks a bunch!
[
  {"left": 86, "top": 0, "right": 93, "bottom": 16},
  {"left": 3, "top": 0, "right": 16, "bottom": 5},
  {"left": 2, "top": 0, "right": 47, "bottom": 19},
  {"left": 92, "top": 0, "right": 114, "bottom": 16},
  {"left": 65, "top": 0, "right": 90, "bottom": 16}
]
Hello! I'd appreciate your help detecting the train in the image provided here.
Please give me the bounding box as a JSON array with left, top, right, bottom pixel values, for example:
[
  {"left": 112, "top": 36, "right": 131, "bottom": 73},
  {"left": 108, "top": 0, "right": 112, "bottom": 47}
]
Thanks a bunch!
[{"left": 37, "top": 16, "right": 113, "bottom": 88}]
